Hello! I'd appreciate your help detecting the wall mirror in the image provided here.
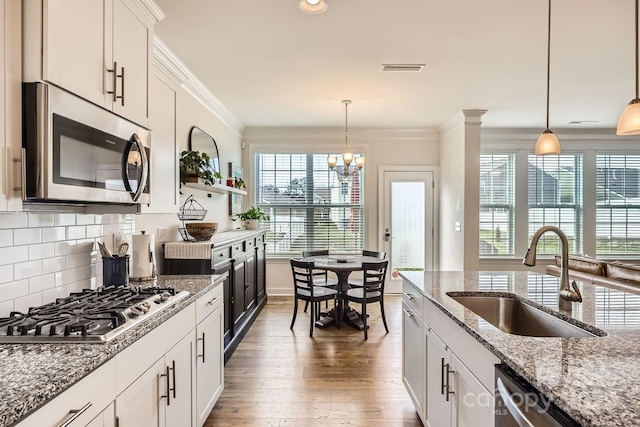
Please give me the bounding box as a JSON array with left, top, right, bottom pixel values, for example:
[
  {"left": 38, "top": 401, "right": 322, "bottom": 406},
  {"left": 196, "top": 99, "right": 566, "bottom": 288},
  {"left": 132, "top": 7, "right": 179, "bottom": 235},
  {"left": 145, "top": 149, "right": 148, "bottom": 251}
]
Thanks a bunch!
[{"left": 189, "top": 126, "right": 220, "bottom": 176}]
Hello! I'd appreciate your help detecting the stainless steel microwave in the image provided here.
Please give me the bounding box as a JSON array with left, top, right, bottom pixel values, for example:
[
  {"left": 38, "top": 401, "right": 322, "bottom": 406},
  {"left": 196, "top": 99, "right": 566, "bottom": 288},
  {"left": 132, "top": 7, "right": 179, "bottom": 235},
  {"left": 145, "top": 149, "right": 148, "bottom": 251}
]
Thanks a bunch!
[{"left": 22, "top": 82, "right": 150, "bottom": 205}]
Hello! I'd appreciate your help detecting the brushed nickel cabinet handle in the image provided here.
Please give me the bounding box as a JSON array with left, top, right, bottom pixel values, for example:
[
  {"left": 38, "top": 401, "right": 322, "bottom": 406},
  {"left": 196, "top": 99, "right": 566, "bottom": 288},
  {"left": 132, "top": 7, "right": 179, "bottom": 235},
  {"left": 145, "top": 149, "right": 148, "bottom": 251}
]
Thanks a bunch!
[
  {"left": 207, "top": 297, "right": 220, "bottom": 306},
  {"left": 118, "top": 66, "right": 125, "bottom": 106},
  {"left": 197, "top": 332, "right": 206, "bottom": 362},
  {"left": 107, "top": 61, "right": 118, "bottom": 102},
  {"left": 13, "top": 148, "right": 25, "bottom": 200},
  {"left": 445, "top": 363, "right": 455, "bottom": 402},
  {"left": 497, "top": 377, "right": 535, "bottom": 427},
  {"left": 171, "top": 359, "right": 176, "bottom": 399},
  {"left": 441, "top": 357, "right": 446, "bottom": 396},
  {"left": 59, "top": 402, "right": 92, "bottom": 427},
  {"left": 402, "top": 308, "right": 413, "bottom": 318},
  {"left": 160, "top": 366, "right": 171, "bottom": 406},
  {"left": 403, "top": 292, "right": 415, "bottom": 301}
]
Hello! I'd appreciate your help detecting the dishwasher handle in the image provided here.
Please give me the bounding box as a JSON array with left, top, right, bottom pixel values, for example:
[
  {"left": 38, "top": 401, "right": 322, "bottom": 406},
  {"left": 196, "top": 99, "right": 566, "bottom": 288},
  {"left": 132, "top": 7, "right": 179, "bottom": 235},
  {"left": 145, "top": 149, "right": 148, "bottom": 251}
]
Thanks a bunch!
[{"left": 497, "top": 377, "right": 535, "bottom": 427}]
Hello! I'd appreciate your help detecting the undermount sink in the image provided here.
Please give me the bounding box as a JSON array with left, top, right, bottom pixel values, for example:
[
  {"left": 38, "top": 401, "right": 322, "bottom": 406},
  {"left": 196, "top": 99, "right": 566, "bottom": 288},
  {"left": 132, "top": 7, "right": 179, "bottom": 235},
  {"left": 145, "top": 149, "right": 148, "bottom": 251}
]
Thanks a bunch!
[{"left": 446, "top": 292, "right": 606, "bottom": 338}]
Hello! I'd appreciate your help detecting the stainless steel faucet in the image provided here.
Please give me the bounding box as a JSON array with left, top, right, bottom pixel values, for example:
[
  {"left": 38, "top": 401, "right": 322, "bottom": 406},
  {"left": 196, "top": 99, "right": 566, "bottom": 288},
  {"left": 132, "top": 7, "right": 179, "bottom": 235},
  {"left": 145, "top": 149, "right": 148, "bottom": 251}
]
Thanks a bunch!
[{"left": 523, "top": 225, "right": 582, "bottom": 311}]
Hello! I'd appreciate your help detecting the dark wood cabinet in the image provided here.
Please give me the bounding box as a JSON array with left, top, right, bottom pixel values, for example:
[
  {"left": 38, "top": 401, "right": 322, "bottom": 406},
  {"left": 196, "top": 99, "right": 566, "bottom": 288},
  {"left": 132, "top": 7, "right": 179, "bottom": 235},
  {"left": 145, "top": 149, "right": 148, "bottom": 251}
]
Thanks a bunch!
[{"left": 163, "top": 231, "right": 267, "bottom": 362}]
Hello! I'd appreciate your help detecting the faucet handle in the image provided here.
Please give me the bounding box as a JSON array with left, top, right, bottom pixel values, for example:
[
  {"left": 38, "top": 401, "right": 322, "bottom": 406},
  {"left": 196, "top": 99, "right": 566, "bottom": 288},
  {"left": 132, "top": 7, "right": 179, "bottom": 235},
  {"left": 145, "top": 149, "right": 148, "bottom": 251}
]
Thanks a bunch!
[{"left": 570, "top": 280, "right": 583, "bottom": 303}]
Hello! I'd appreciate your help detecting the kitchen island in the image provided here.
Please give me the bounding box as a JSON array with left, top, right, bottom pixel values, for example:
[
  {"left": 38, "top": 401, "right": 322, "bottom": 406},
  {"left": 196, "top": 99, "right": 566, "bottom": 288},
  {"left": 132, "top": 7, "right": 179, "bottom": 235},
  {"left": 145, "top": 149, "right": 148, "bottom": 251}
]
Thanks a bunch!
[
  {"left": 401, "top": 270, "right": 640, "bottom": 426},
  {"left": 0, "top": 274, "right": 225, "bottom": 427}
]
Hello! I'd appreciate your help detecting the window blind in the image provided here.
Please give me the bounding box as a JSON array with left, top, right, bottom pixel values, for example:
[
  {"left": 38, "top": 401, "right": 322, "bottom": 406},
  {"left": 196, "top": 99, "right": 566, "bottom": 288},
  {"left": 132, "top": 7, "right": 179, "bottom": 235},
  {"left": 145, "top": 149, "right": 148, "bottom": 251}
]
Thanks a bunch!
[
  {"left": 479, "top": 154, "right": 515, "bottom": 256},
  {"left": 254, "top": 153, "right": 364, "bottom": 256}
]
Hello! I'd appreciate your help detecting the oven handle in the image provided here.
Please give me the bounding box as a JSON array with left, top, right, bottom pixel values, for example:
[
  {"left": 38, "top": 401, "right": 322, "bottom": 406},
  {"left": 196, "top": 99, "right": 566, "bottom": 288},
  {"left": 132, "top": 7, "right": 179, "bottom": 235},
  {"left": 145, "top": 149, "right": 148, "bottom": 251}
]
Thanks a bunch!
[
  {"left": 58, "top": 402, "right": 92, "bottom": 427},
  {"left": 128, "top": 133, "right": 148, "bottom": 202},
  {"left": 497, "top": 377, "right": 535, "bottom": 427}
]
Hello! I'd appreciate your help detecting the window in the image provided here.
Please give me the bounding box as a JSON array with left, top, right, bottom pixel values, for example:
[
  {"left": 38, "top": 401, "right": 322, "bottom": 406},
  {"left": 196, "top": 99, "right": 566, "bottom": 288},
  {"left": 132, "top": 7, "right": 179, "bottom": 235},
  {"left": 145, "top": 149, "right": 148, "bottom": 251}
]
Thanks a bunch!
[
  {"left": 254, "top": 153, "right": 364, "bottom": 256},
  {"left": 528, "top": 154, "right": 583, "bottom": 255},
  {"left": 596, "top": 154, "right": 640, "bottom": 256},
  {"left": 479, "top": 154, "right": 515, "bottom": 256}
]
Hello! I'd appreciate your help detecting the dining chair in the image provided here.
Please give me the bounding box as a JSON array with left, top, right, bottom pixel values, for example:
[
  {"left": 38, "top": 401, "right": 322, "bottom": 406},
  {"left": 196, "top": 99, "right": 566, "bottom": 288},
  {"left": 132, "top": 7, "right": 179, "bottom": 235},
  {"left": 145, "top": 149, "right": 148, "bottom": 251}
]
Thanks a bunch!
[
  {"left": 341, "top": 260, "right": 389, "bottom": 340},
  {"left": 302, "top": 249, "right": 339, "bottom": 312},
  {"left": 349, "top": 250, "right": 387, "bottom": 288},
  {"left": 290, "top": 259, "right": 338, "bottom": 337}
]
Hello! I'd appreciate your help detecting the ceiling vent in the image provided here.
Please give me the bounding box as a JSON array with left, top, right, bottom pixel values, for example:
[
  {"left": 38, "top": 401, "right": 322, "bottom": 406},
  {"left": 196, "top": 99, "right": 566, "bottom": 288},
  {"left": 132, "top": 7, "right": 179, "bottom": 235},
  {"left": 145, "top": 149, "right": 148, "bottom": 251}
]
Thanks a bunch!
[{"left": 381, "top": 64, "right": 425, "bottom": 72}]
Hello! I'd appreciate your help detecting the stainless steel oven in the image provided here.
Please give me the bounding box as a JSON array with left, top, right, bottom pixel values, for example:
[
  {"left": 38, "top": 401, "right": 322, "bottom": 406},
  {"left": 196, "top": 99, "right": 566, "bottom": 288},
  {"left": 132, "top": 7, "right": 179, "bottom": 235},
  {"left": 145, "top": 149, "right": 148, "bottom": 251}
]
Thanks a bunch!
[
  {"left": 22, "top": 82, "right": 150, "bottom": 205},
  {"left": 495, "top": 364, "right": 580, "bottom": 427}
]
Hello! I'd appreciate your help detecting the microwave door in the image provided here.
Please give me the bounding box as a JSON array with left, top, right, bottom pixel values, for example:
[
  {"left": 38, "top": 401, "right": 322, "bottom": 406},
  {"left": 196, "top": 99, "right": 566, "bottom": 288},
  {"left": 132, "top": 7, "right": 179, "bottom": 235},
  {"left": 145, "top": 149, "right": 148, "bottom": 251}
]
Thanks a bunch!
[{"left": 122, "top": 133, "right": 149, "bottom": 202}]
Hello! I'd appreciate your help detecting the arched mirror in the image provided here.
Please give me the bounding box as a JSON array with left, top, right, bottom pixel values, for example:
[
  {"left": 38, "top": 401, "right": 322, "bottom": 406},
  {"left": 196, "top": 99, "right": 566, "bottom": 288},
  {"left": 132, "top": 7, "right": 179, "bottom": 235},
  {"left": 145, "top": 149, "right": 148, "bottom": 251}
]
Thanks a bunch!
[{"left": 189, "top": 126, "right": 220, "bottom": 177}]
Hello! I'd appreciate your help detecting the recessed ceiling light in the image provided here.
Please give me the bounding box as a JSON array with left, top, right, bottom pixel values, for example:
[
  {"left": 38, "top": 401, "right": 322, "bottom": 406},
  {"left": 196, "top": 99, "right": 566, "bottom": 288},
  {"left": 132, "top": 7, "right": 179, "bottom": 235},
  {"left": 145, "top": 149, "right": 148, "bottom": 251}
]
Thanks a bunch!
[
  {"left": 299, "top": 0, "right": 328, "bottom": 14},
  {"left": 381, "top": 64, "right": 425, "bottom": 72},
  {"left": 568, "top": 120, "right": 599, "bottom": 125}
]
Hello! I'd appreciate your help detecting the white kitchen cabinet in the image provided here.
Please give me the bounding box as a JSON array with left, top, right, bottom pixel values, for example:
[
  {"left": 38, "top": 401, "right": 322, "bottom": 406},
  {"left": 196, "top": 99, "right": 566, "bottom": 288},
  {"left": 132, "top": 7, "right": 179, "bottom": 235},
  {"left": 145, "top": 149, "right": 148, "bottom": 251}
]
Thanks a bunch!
[
  {"left": 24, "top": 0, "right": 162, "bottom": 127},
  {"left": 116, "top": 357, "right": 166, "bottom": 427},
  {"left": 165, "top": 332, "right": 196, "bottom": 427},
  {"left": 425, "top": 325, "right": 452, "bottom": 427},
  {"left": 195, "top": 285, "right": 225, "bottom": 426},
  {"left": 402, "top": 301, "right": 424, "bottom": 421},
  {"left": 141, "top": 65, "right": 179, "bottom": 213},
  {"left": 451, "top": 353, "right": 495, "bottom": 427},
  {"left": 0, "top": 0, "right": 22, "bottom": 212}
]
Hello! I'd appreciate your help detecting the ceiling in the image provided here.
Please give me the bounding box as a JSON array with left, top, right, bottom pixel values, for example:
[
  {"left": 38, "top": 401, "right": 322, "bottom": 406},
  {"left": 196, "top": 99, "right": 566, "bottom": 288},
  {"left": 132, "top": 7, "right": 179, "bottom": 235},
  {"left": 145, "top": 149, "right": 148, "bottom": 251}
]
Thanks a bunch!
[{"left": 154, "top": 0, "right": 635, "bottom": 130}]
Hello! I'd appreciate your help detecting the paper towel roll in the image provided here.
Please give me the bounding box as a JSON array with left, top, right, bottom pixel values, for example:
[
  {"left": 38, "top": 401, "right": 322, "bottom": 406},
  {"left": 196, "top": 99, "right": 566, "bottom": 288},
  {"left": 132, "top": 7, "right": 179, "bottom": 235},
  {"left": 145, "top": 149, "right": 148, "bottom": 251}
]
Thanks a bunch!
[{"left": 131, "top": 233, "right": 155, "bottom": 279}]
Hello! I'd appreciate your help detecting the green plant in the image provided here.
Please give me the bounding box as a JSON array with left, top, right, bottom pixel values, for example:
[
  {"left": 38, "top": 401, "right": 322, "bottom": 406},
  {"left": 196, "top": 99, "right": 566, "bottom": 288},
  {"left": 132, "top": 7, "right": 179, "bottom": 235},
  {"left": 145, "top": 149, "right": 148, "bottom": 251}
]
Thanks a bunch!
[
  {"left": 233, "top": 206, "right": 270, "bottom": 222},
  {"left": 179, "top": 150, "right": 216, "bottom": 186}
]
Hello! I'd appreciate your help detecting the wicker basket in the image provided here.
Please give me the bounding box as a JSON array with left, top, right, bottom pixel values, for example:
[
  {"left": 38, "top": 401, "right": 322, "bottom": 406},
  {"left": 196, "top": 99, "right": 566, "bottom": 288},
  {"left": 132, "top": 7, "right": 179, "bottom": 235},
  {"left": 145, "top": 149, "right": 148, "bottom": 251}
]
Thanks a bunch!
[{"left": 185, "top": 222, "right": 218, "bottom": 241}]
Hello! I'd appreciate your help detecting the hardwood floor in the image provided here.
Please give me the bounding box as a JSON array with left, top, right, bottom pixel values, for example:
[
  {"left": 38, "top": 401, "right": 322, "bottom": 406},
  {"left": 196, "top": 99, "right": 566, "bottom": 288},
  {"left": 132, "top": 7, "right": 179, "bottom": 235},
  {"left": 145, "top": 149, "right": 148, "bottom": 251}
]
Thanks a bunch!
[{"left": 205, "top": 295, "right": 422, "bottom": 426}]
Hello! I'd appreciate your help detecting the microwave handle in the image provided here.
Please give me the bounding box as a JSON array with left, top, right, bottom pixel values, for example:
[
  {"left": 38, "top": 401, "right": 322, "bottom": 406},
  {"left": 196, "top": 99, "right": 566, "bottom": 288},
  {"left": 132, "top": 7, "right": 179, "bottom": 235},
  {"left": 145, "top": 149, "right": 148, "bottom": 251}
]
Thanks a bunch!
[{"left": 130, "top": 133, "right": 148, "bottom": 202}]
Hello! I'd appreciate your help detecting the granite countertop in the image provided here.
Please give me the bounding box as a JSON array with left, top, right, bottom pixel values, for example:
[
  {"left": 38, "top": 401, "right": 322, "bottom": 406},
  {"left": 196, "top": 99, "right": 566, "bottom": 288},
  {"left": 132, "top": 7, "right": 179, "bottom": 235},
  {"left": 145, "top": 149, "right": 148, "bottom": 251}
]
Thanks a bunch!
[
  {"left": 400, "top": 270, "right": 640, "bottom": 427},
  {"left": 0, "top": 275, "right": 225, "bottom": 427}
]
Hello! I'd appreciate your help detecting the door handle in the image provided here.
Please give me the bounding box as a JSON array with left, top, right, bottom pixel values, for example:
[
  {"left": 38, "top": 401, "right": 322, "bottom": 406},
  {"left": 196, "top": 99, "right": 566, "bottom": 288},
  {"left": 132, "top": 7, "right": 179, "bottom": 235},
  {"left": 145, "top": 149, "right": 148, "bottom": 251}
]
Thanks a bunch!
[
  {"left": 497, "top": 377, "right": 535, "bottom": 427},
  {"left": 383, "top": 227, "right": 391, "bottom": 242}
]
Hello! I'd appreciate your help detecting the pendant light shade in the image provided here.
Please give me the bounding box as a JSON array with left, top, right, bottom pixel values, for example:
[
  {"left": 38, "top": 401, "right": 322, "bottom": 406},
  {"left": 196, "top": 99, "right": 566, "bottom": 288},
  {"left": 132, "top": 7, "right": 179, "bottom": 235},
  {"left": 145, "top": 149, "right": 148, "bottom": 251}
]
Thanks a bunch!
[
  {"left": 299, "top": 0, "right": 328, "bottom": 14},
  {"left": 617, "top": 0, "right": 640, "bottom": 135},
  {"left": 535, "top": 0, "right": 561, "bottom": 156}
]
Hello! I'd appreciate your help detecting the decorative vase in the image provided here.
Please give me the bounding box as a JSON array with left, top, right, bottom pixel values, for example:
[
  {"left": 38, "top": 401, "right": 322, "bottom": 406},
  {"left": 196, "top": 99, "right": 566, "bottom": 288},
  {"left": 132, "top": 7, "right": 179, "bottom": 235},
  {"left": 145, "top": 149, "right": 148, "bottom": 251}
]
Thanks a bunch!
[{"left": 246, "top": 219, "right": 259, "bottom": 230}]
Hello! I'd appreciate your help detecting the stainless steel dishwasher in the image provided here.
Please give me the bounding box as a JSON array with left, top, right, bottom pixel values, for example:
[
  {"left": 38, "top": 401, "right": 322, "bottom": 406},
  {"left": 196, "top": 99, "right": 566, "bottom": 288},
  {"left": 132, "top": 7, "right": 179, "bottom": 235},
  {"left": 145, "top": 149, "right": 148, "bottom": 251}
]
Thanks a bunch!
[{"left": 495, "top": 364, "right": 580, "bottom": 427}]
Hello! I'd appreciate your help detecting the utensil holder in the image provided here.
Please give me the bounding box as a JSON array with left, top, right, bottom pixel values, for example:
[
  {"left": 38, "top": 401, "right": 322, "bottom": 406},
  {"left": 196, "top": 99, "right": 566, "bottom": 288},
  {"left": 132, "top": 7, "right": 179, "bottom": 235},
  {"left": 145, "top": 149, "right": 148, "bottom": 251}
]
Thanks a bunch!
[{"left": 103, "top": 255, "right": 130, "bottom": 287}]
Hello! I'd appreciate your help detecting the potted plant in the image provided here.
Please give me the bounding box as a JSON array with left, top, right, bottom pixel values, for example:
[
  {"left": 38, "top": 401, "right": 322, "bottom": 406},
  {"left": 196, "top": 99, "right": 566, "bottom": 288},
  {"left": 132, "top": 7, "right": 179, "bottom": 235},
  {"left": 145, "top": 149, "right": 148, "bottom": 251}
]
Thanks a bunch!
[
  {"left": 179, "top": 150, "right": 217, "bottom": 186},
  {"left": 233, "top": 206, "right": 270, "bottom": 230}
]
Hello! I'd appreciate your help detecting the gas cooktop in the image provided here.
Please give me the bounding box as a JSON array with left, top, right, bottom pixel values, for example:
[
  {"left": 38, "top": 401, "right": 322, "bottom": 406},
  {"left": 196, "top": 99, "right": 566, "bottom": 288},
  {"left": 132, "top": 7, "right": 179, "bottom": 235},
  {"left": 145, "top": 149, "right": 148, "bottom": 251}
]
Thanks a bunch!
[{"left": 0, "top": 286, "right": 190, "bottom": 343}]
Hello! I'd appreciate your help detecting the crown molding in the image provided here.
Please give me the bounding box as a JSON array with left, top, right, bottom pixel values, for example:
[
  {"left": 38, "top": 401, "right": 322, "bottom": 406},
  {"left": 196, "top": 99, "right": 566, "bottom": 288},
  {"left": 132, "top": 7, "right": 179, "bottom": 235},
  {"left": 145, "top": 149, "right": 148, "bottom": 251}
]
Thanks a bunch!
[
  {"left": 131, "top": 0, "right": 166, "bottom": 23},
  {"left": 152, "top": 36, "right": 245, "bottom": 137},
  {"left": 243, "top": 127, "right": 439, "bottom": 142}
]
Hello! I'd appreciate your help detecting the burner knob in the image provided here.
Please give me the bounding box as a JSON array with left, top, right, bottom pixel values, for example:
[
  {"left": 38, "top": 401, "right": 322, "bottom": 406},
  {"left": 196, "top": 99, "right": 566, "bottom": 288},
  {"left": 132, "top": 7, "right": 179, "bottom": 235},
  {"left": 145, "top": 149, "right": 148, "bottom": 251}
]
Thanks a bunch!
[
  {"left": 139, "top": 301, "right": 151, "bottom": 311},
  {"left": 131, "top": 306, "right": 144, "bottom": 316},
  {"left": 160, "top": 292, "right": 172, "bottom": 302}
]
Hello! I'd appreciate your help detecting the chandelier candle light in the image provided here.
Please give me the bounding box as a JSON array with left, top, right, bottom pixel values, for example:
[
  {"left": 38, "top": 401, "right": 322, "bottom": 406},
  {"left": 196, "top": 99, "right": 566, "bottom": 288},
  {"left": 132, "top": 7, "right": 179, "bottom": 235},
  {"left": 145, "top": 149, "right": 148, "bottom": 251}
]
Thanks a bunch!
[{"left": 327, "top": 100, "right": 365, "bottom": 177}]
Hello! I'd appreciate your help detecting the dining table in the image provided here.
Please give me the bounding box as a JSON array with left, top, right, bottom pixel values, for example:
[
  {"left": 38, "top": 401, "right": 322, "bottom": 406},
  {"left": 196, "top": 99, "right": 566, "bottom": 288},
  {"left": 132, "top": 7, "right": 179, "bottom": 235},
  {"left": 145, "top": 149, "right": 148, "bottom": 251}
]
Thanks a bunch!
[{"left": 300, "top": 254, "right": 385, "bottom": 330}]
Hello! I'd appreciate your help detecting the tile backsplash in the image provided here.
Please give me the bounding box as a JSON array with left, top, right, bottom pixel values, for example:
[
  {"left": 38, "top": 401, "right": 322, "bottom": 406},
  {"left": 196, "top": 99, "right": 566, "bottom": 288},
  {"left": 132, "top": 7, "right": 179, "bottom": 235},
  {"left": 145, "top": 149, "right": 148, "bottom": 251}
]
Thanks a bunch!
[{"left": 0, "top": 212, "right": 134, "bottom": 317}]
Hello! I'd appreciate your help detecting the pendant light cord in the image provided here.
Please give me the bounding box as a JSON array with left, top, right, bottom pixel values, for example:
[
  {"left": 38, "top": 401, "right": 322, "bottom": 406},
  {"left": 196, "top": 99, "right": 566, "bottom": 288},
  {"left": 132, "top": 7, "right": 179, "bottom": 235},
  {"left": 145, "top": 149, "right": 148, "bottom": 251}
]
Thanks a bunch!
[
  {"left": 343, "top": 100, "right": 350, "bottom": 151},
  {"left": 545, "top": 0, "right": 552, "bottom": 130}
]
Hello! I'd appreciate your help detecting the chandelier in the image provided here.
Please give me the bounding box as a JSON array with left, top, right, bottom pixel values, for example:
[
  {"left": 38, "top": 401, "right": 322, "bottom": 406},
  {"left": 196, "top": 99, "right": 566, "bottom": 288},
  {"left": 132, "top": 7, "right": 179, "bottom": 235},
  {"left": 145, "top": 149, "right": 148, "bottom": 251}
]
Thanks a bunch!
[{"left": 327, "top": 100, "right": 365, "bottom": 177}]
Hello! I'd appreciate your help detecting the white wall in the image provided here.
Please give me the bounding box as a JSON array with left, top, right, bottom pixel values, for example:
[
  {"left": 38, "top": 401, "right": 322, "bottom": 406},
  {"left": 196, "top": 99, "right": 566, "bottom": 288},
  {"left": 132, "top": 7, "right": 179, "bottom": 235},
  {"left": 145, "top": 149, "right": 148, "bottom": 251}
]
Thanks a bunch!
[{"left": 243, "top": 127, "right": 440, "bottom": 295}]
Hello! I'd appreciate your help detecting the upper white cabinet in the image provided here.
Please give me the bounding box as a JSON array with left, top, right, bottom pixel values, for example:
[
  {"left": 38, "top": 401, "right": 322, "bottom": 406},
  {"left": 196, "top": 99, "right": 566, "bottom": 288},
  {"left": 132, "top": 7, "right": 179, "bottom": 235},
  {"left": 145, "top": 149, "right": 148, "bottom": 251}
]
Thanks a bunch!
[
  {"left": 0, "top": 0, "right": 23, "bottom": 212},
  {"left": 23, "top": 0, "right": 165, "bottom": 127}
]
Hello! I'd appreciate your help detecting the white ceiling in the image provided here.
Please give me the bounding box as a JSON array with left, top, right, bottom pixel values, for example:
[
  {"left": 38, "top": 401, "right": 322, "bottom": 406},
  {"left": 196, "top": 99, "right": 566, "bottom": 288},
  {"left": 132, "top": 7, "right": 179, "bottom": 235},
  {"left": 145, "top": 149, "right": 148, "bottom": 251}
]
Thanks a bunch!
[{"left": 154, "top": 0, "right": 635, "bottom": 130}]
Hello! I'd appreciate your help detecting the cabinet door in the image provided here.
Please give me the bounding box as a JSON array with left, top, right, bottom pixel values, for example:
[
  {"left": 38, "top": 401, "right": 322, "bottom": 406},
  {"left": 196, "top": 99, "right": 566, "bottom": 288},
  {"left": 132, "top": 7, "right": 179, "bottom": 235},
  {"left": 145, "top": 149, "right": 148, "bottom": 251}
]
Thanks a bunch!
[
  {"left": 196, "top": 306, "right": 224, "bottom": 426},
  {"left": 215, "top": 261, "right": 233, "bottom": 345},
  {"left": 245, "top": 251, "right": 256, "bottom": 311},
  {"left": 233, "top": 258, "right": 247, "bottom": 329},
  {"left": 425, "top": 326, "right": 452, "bottom": 427},
  {"left": 86, "top": 402, "right": 116, "bottom": 427},
  {"left": 256, "top": 243, "right": 266, "bottom": 300},
  {"left": 451, "top": 354, "right": 495, "bottom": 427},
  {"left": 42, "top": 0, "right": 108, "bottom": 108},
  {"left": 401, "top": 302, "right": 424, "bottom": 419},
  {"left": 165, "top": 333, "right": 195, "bottom": 427},
  {"left": 116, "top": 358, "right": 165, "bottom": 427},
  {"left": 142, "top": 69, "right": 178, "bottom": 213},
  {"left": 111, "top": 0, "right": 152, "bottom": 127}
]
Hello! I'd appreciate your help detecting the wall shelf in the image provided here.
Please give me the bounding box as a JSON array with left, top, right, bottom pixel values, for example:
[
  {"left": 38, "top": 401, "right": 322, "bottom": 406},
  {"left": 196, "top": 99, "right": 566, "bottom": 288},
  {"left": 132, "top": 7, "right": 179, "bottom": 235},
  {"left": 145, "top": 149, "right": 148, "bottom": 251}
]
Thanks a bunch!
[{"left": 183, "top": 182, "right": 247, "bottom": 196}]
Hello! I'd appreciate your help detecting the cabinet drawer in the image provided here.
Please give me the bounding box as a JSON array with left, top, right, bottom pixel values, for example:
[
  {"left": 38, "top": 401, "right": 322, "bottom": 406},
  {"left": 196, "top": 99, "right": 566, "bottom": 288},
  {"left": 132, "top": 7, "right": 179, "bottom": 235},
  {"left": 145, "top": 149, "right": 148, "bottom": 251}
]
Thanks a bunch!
[
  {"left": 196, "top": 284, "right": 224, "bottom": 325},
  {"left": 245, "top": 238, "right": 256, "bottom": 251},
  {"left": 231, "top": 242, "right": 245, "bottom": 257},
  {"left": 212, "top": 246, "right": 231, "bottom": 267},
  {"left": 402, "top": 281, "right": 424, "bottom": 318},
  {"left": 17, "top": 359, "right": 116, "bottom": 427}
]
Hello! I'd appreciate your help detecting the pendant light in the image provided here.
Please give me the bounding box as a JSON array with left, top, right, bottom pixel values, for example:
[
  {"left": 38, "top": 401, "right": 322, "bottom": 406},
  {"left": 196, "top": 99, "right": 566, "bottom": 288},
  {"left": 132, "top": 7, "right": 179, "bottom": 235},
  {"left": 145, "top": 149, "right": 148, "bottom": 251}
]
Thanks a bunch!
[
  {"left": 299, "top": 0, "right": 328, "bottom": 14},
  {"left": 617, "top": 0, "right": 640, "bottom": 135},
  {"left": 535, "top": 0, "right": 561, "bottom": 156},
  {"left": 327, "top": 100, "right": 365, "bottom": 176}
]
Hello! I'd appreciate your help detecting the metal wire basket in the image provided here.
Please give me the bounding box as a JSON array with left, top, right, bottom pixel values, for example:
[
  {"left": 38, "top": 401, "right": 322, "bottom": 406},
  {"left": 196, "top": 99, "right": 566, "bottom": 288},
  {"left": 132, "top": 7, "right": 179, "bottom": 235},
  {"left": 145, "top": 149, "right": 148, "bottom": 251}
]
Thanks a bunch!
[
  {"left": 178, "top": 227, "right": 195, "bottom": 242},
  {"left": 177, "top": 195, "right": 207, "bottom": 221}
]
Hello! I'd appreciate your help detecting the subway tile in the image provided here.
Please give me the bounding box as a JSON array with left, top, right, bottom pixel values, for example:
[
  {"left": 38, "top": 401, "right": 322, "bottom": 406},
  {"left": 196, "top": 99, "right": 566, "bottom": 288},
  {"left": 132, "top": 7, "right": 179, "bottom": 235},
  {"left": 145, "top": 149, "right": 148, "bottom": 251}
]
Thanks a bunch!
[
  {"left": 0, "top": 300, "right": 14, "bottom": 317},
  {"left": 76, "top": 265, "right": 93, "bottom": 281},
  {"left": 42, "top": 256, "right": 66, "bottom": 274},
  {"left": 76, "top": 239, "right": 96, "bottom": 254},
  {"left": 14, "top": 260, "right": 43, "bottom": 280},
  {"left": 29, "top": 243, "right": 55, "bottom": 261},
  {"left": 68, "top": 279, "right": 90, "bottom": 293},
  {"left": 0, "top": 230, "right": 12, "bottom": 247},
  {"left": 0, "top": 246, "right": 29, "bottom": 266},
  {"left": 54, "top": 213, "right": 76, "bottom": 226},
  {"left": 76, "top": 214, "right": 95, "bottom": 225},
  {"left": 42, "top": 286, "right": 67, "bottom": 304},
  {"left": 14, "top": 293, "right": 43, "bottom": 313},
  {"left": 0, "top": 212, "right": 28, "bottom": 229},
  {"left": 66, "top": 253, "right": 91, "bottom": 269},
  {"left": 86, "top": 225, "right": 103, "bottom": 238},
  {"left": 42, "top": 227, "right": 66, "bottom": 242},
  {"left": 28, "top": 213, "right": 54, "bottom": 227},
  {"left": 66, "top": 226, "right": 86, "bottom": 240},
  {"left": 0, "top": 279, "right": 29, "bottom": 303},
  {"left": 14, "top": 228, "right": 42, "bottom": 245},
  {"left": 0, "top": 265, "right": 13, "bottom": 284},
  {"left": 29, "top": 273, "right": 55, "bottom": 293},
  {"left": 55, "top": 268, "right": 77, "bottom": 287},
  {"left": 93, "top": 215, "right": 104, "bottom": 224},
  {"left": 54, "top": 241, "right": 76, "bottom": 256}
]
